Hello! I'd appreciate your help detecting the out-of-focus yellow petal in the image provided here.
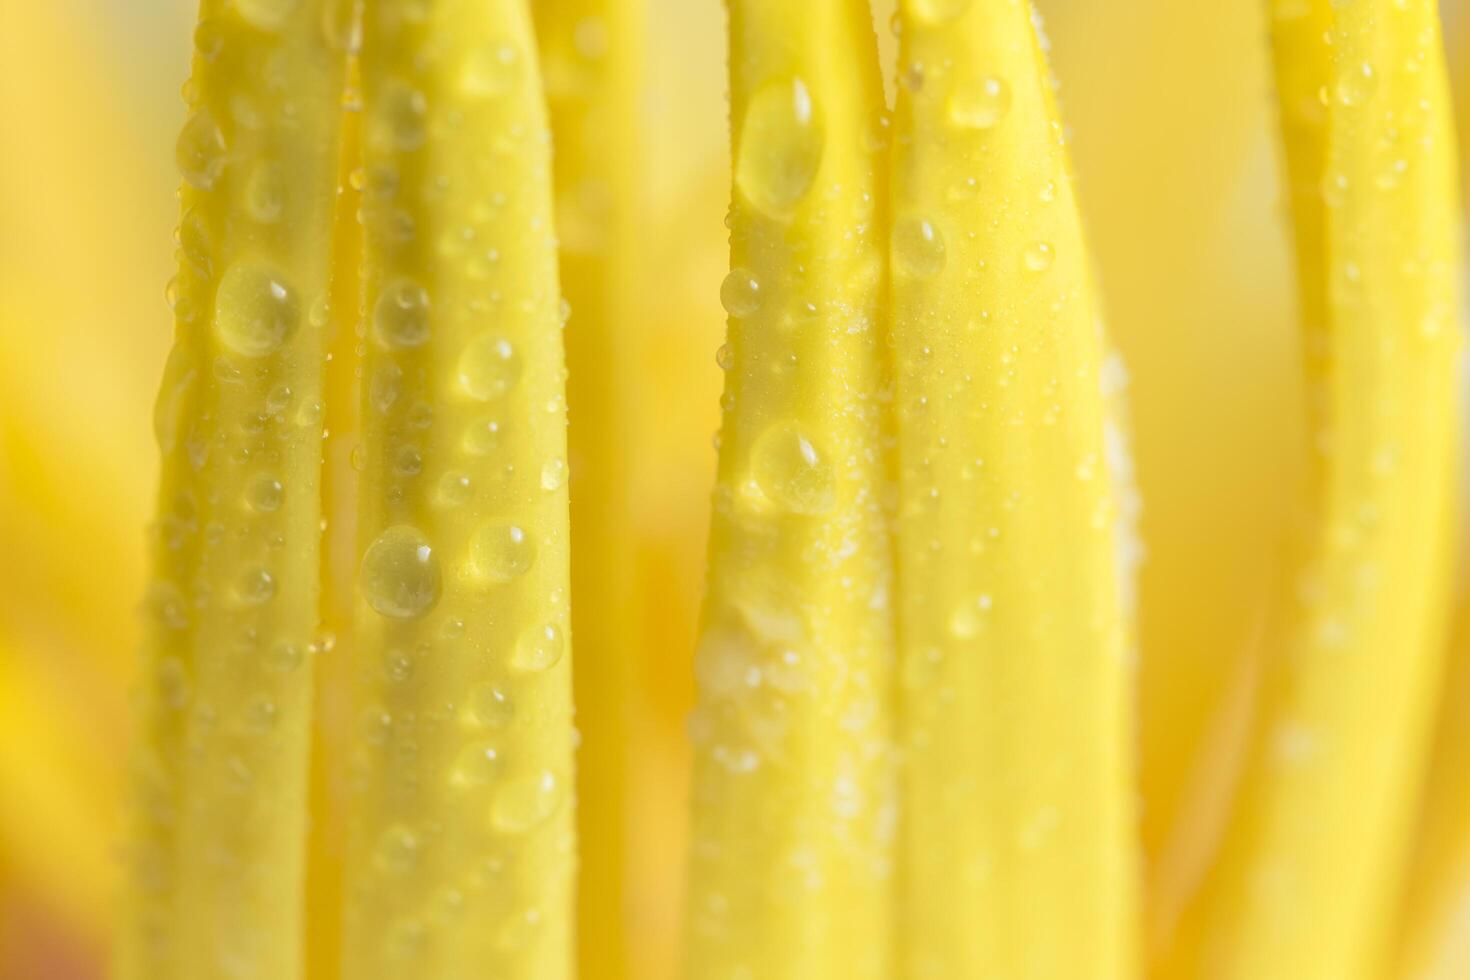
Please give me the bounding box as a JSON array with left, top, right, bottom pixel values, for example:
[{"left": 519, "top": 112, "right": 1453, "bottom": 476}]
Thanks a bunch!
[{"left": 1161, "top": 3, "right": 1464, "bottom": 978}]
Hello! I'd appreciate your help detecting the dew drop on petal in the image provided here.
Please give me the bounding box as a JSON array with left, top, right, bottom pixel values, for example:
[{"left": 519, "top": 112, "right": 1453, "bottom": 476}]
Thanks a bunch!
[
  {"left": 511, "top": 623, "right": 564, "bottom": 672},
  {"left": 892, "top": 217, "right": 946, "bottom": 278},
  {"left": 361, "top": 525, "right": 442, "bottom": 620},
  {"left": 490, "top": 770, "right": 562, "bottom": 834},
  {"left": 735, "top": 77, "right": 823, "bottom": 219},
  {"left": 215, "top": 263, "right": 299, "bottom": 357},
  {"left": 751, "top": 422, "right": 836, "bottom": 515}
]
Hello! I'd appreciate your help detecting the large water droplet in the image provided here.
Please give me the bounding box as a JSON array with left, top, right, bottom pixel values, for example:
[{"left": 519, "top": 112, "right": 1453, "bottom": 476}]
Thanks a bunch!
[
  {"left": 905, "top": 0, "right": 971, "bottom": 24},
  {"left": 215, "top": 263, "right": 299, "bottom": 357},
  {"left": 467, "top": 683, "right": 514, "bottom": 729},
  {"left": 1336, "top": 62, "right": 1377, "bottom": 107},
  {"left": 490, "top": 770, "right": 562, "bottom": 833},
  {"left": 245, "top": 162, "right": 285, "bottom": 223},
  {"left": 470, "top": 524, "right": 536, "bottom": 583},
  {"left": 234, "top": 0, "right": 298, "bottom": 31},
  {"left": 375, "top": 825, "right": 420, "bottom": 874},
  {"left": 451, "top": 741, "right": 501, "bottom": 787},
  {"left": 236, "top": 566, "right": 277, "bottom": 606},
  {"left": 1023, "top": 241, "right": 1055, "bottom": 273},
  {"left": 177, "top": 109, "right": 227, "bottom": 190},
  {"left": 720, "top": 269, "right": 763, "bottom": 318},
  {"left": 460, "top": 41, "right": 521, "bottom": 98},
  {"left": 948, "top": 75, "right": 1011, "bottom": 129},
  {"left": 892, "top": 217, "right": 946, "bottom": 278},
  {"left": 949, "top": 594, "right": 993, "bottom": 638},
  {"left": 153, "top": 344, "right": 198, "bottom": 453},
  {"left": 511, "top": 623, "right": 564, "bottom": 671},
  {"left": 457, "top": 334, "right": 521, "bottom": 400},
  {"left": 246, "top": 474, "right": 284, "bottom": 512},
  {"left": 751, "top": 422, "right": 836, "bottom": 515},
  {"left": 373, "top": 279, "right": 431, "bottom": 349},
  {"left": 361, "top": 525, "right": 442, "bottom": 620},
  {"left": 540, "top": 456, "right": 568, "bottom": 491},
  {"left": 735, "top": 77, "right": 823, "bottom": 219},
  {"left": 371, "top": 79, "right": 428, "bottom": 153}
]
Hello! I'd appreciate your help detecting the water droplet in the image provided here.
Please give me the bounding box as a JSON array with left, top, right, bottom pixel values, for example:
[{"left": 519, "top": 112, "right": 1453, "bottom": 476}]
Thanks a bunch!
[
  {"left": 511, "top": 623, "right": 564, "bottom": 672},
  {"left": 393, "top": 445, "right": 423, "bottom": 476},
  {"left": 215, "top": 262, "right": 299, "bottom": 357},
  {"left": 1336, "top": 61, "right": 1377, "bottom": 106},
  {"left": 467, "top": 683, "right": 514, "bottom": 729},
  {"left": 321, "top": 0, "right": 361, "bottom": 51},
  {"left": 735, "top": 77, "right": 823, "bottom": 219},
  {"left": 246, "top": 474, "right": 284, "bottom": 512},
  {"left": 234, "top": 0, "right": 298, "bottom": 31},
  {"left": 373, "top": 279, "right": 431, "bottom": 349},
  {"left": 237, "top": 566, "right": 276, "bottom": 606},
  {"left": 370, "top": 363, "right": 402, "bottom": 414},
  {"left": 905, "top": 0, "right": 971, "bottom": 24},
  {"left": 490, "top": 770, "right": 562, "bottom": 833},
  {"left": 245, "top": 163, "right": 285, "bottom": 223},
  {"left": 1024, "top": 241, "right": 1055, "bottom": 273},
  {"left": 375, "top": 825, "right": 420, "bottom": 874},
  {"left": 266, "top": 640, "right": 304, "bottom": 672},
  {"left": 948, "top": 75, "right": 1011, "bottom": 129},
  {"left": 244, "top": 697, "right": 278, "bottom": 732},
  {"left": 715, "top": 343, "right": 735, "bottom": 371},
  {"left": 949, "top": 594, "right": 993, "bottom": 638},
  {"left": 451, "top": 740, "right": 501, "bottom": 787},
  {"left": 540, "top": 456, "right": 568, "bottom": 491},
  {"left": 194, "top": 19, "right": 226, "bottom": 61},
  {"left": 470, "top": 524, "right": 536, "bottom": 583},
  {"left": 460, "top": 41, "right": 521, "bottom": 98},
  {"left": 265, "top": 383, "right": 293, "bottom": 415},
  {"left": 720, "top": 269, "right": 762, "bottom": 318},
  {"left": 177, "top": 109, "right": 227, "bottom": 190},
  {"left": 361, "top": 525, "right": 442, "bottom": 620},
  {"left": 462, "top": 416, "right": 506, "bottom": 456},
  {"left": 156, "top": 656, "right": 190, "bottom": 709},
  {"left": 370, "top": 79, "right": 428, "bottom": 152},
  {"left": 892, "top": 217, "right": 946, "bottom": 279},
  {"left": 437, "top": 472, "right": 473, "bottom": 507},
  {"left": 751, "top": 422, "right": 836, "bottom": 515},
  {"left": 146, "top": 581, "right": 191, "bottom": 632},
  {"left": 496, "top": 907, "right": 544, "bottom": 952},
  {"left": 457, "top": 334, "right": 521, "bottom": 400}
]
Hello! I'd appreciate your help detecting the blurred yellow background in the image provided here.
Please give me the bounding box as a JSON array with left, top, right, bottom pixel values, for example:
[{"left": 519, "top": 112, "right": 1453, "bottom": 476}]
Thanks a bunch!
[{"left": 0, "top": 0, "right": 1466, "bottom": 977}]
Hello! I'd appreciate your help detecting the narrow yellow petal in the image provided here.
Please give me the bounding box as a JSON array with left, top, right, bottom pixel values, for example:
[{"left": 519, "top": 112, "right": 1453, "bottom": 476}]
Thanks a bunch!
[
  {"left": 306, "top": 35, "right": 366, "bottom": 979},
  {"left": 683, "top": 1, "right": 895, "bottom": 977},
  {"left": 119, "top": 2, "right": 352, "bottom": 977},
  {"left": 890, "top": 2, "right": 1138, "bottom": 977},
  {"left": 344, "top": 0, "right": 574, "bottom": 976},
  {"left": 534, "top": 3, "right": 643, "bottom": 976},
  {"left": 1162, "top": 2, "right": 1464, "bottom": 977}
]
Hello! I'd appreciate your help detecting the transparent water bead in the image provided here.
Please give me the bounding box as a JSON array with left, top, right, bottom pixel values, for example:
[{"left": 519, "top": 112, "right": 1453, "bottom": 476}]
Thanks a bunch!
[
  {"left": 234, "top": 0, "right": 298, "bottom": 31},
  {"left": 458, "top": 334, "right": 521, "bottom": 401},
  {"left": 470, "top": 524, "right": 536, "bottom": 583},
  {"left": 949, "top": 75, "right": 1011, "bottom": 130},
  {"left": 215, "top": 262, "right": 299, "bottom": 357},
  {"left": 177, "top": 109, "right": 227, "bottom": 190},
  {"left": 460, "top": 41, "right": 521, "bottom": 98},
  {"left": 373, "top": 279, "right": 431, "bottom": 349},
  {"left": 720, "top": 268, "right": 763, "bottom": 318},
  {"left": 892, "top": 217, "right": 946, "bottom": 278},
  {"left": 735, "top": 77, "right": 823, "bottom": 219},
  {"left": 751, "top": 422, "right": 836, "bottom": 515},
  {"left": 490, "top": 770, "right": 562, "bottom": 834},
  {"left": 905, "top": 0, "right": 971, "bottom": 25},
  {"left": 361, "top": 525, "right": 442, "bottom": 620}
]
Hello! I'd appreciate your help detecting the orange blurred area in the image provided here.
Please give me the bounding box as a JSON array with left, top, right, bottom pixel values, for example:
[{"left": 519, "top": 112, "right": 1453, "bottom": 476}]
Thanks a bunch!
[{"left": 1, "top": 1, "right": 1467, "bottom": 977}]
